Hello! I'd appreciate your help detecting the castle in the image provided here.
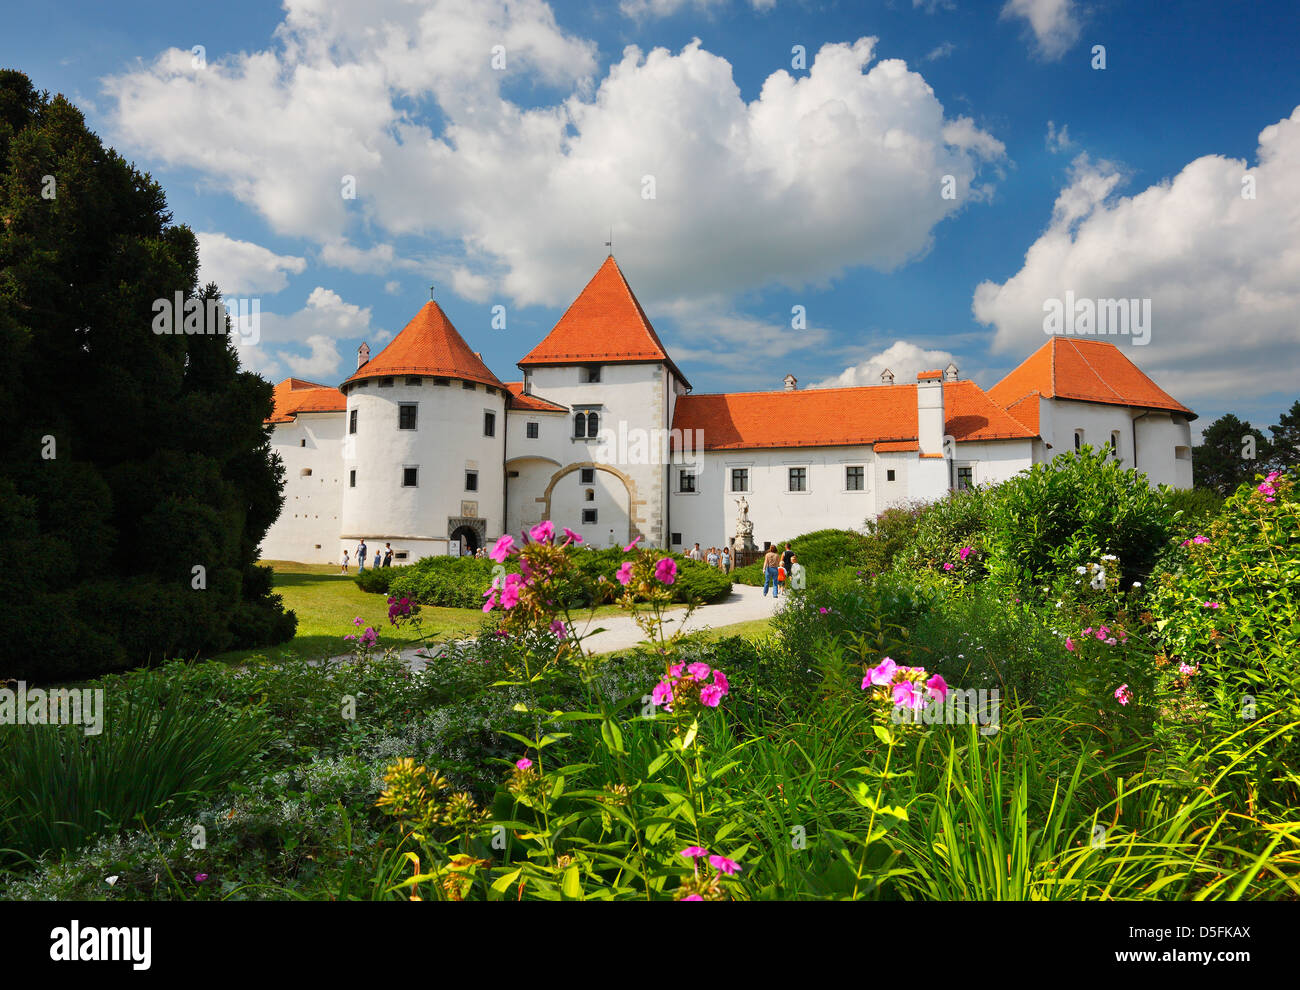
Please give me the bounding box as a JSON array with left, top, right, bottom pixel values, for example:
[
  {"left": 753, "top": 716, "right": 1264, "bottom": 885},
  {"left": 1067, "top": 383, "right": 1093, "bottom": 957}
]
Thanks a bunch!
[{"left": 260, "top": 255, "right": 1196, "bottom": 564}]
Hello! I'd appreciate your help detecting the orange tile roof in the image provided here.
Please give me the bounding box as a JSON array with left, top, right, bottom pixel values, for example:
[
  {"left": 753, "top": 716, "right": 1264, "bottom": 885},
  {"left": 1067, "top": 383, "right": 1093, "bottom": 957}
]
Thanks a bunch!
[
  {"left": 518, "top": 255, "right": 690, "bottom": 387},
  {"left": 917, "top": 370, "right": 943, "bottom": 380},
  {"left": 504, "top": 382, "right": 567, "bottom": 413},
  {"left": 988, "top": 338, "right": 1195, "bottom": 418},
  {"left": 1002, "top": 391, "right": 1041, "bottom": 434},
  {"left": 670, "top": 380, "right": 1037, "bottom": 451},
  {"left": 267, "top": 378, "right": 347, "bottom": 424},
  {"left": 342, "top": 300, "right": 505, "bottom": 391}
]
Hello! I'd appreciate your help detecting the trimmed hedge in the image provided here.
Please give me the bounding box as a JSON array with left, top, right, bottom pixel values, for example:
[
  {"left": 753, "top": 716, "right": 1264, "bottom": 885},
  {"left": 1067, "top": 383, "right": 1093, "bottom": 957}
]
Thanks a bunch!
[
  {"left": 731, "top": 528, "right": 877, "bottom": 588},
  {"left": 377, "top": 548, "right": 732, "bottom": 608}
]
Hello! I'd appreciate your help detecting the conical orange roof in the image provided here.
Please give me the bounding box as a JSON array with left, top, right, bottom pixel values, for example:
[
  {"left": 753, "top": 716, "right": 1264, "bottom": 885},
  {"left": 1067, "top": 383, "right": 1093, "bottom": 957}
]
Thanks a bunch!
[
  {"left": 342, "top": 300, "right": 504, "bottom": 390},
  {"left": 518, "top": 255, "right": 689, "bottom": 387},
  {"left": 989, "top": 338, "right": 1194, "bottom": 418}
]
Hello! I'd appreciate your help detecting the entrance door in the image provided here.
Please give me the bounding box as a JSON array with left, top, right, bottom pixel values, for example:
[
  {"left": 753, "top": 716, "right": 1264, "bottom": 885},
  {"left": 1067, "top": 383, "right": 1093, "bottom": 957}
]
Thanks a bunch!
[{"left": 450, "top": 525, "right": 479, "bottom": 555}]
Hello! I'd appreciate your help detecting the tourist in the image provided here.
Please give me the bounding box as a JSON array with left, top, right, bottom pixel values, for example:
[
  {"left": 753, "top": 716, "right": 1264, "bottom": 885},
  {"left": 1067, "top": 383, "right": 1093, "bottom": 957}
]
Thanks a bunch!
[
  {"left": 789, "top": 553, "right": 805, "bottom": 591},
  {"left": 706, "top": 546, "right": 719, "bottom": 567},
  {"left": 689, "top": 542, "right": 702, "bottom": 561},
  {"left": 721, "top": 547, "right": 731, "bottom": 573},
  {"left": 340, "top": 550, "right": 349, "bottom": 575},
  {"left": 356, "top": 539, "right": 368, "bottom": 571},
  {"left": 781, "top": 543, "right": 794, "bottom": 575},
  {"left": 762, "top": 545, "right": 780, "bottom": 598},
  {"left": 383, "top": 543, "right": 393, "bottom": 567}
]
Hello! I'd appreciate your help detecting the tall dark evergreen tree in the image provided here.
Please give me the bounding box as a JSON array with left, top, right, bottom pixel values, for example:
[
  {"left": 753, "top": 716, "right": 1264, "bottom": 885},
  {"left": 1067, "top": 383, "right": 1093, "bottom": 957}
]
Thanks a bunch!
[
  {"left": 1191, "top": 413, "right": 1272, "bottom": 496},
  {"left": 1268, "top": 399, "right": 1300, "bottom": 471},
  {"left": 0, "top": 70, "right": 295, "bottom": 680}
]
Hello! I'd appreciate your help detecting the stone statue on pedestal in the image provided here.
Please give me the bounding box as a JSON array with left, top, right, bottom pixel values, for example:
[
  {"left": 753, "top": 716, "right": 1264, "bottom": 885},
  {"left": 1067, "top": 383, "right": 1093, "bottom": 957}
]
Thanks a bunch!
[{"left": 733, "top": 495, "right": 755, "bottom": 553}]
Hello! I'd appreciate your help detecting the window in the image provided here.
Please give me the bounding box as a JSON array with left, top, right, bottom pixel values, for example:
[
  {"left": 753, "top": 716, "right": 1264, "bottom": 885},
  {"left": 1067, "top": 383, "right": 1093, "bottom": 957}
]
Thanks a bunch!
[
  {"left": 582, "top": 508, "right": 598, "bottom": 524},
  {"left": 526, "top": 422, "right": 539, "bottom": 439},
  {"left": 300, "top": 438, "right": 306, "bottom": 447},
  {"left": 580, "top": 468, "right": 595, "bottom": 484},
  {"left": 671, "top": 532, "right": 682, "bottom": 546},
  {"left": 484, "top": 411, "right": 496, "bottom": 437},
  {"left": 462, "top": 380, "right": 476, "bottom": 390},
  {"left": 580, "top": 365, "right": 602, "bottom": 383},
  {"left": 523, "top": 371, "right": 533, "bottom": 395},
  {"left": 433, "top": 377, "right": 449, "bottom": 386},
  {"left": 349, "top": 409, "right": 357, "bottom": 434},
  {"left": 485, "top": 387, "right": 495, "bottom": 397},
  {"left": 465, "top": 471, "right": 478, "bottom": 492},
  {"left": 680, "top": 470, "right": 697, "bottom": 493},
  {"left": 354, "top": 380, "right": 368, "bottom": 388},
  {"left": 379, "top": 377, "right": 394, "bottom": 388},
  {"left": 1074, "top": 430, "right": 1084, "bottom": 451},
  {"left": 731, "top": 468, "right": 749, "bottom": 492},
  {"left": 300, "top": 468, "right": 312, "bottom": 477},
  {"left": 406, "top": 377, "right": 422, "bottom": 386},
  {"left": 788, "top": 467, "right": 807, "bottom": 492},
  {"left": 574, "top": 412, "right": 586, "bottom": 438},
  {"left": 402, "top": 467, "right": 418, "bottom": 488},
  {"left": 585, "top": 489, "right": 595, "bottom": 502},
  {"left": 845, "top": 465, "right": 865, "bottom": 491},
  {"left": 887, "top": 469, "right": 896, "bottom": 482},
  {"left": 349, "top": 470, "right": 356, "bottom": 488},
  {"left": 1175, "top": 445, "right": 1192, "bottom": 461},
  {"left": 1109, "top": 431, "right": 1121, "bottom": 456},
  {"left": 507, "top": 470, "right": 520, "bottom": 478},
  {"left": 398, "top": 403, "right": 418, "bottom": 430},
  {"left": 956, "top": 466, "right": 973, "bottom": 491}
]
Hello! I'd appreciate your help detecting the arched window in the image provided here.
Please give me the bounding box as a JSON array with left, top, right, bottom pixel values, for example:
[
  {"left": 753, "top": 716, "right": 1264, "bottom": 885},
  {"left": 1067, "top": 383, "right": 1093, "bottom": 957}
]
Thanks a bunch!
[
  {"left": 574, "top": 412, "right": 587, "bottom": 438},
  {"left": 586, "top": 411, "right": 600, "bottom": 437}
]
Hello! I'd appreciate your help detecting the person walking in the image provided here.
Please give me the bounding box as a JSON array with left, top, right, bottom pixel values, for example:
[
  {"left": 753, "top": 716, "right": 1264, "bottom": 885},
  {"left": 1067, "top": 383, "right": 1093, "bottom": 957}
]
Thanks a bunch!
[
  {"left": 383, "top": 542, "right": 394, "bottom": 567},
  {"left": 706, "top": 546, "right": 719, "bottom": 567},
  {"left": 721, "top": 547, "right": 731, "bottom": 574},
  {"left": 356, "top": 539, "right": 368, "bottom": 572},
  {"left": 762, "top": 545, "right": 780, "bottom": 598},
  {"left": 781, "top": 543, "right": 794, "bottom": 575},
  {"left": 689, "top": 542, "right": 702, "bottom": 562},
  {"left": 789, "top": 553, "right": 805, "bottom": 591},
  {"left": 340, "top": 550, "right": 349, "bottom": 575}
]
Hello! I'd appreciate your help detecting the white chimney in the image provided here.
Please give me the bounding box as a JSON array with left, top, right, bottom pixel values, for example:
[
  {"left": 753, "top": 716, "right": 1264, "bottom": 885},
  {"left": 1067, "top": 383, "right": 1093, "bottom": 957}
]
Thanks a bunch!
[
  {"left": 880, "top": 368, "right": 895, "bottom": 385},
  {"left": 356, "top": 342, "right": 370, "bottom": 369},
  {"left": 944, "top": 362, "right": 959, "bottom": 382},
  {"left": 916, "top": 370, "right": 945, "bottom": 456},
  {"left": 783, "top": 374, "right": 798, "bottom": 391}
]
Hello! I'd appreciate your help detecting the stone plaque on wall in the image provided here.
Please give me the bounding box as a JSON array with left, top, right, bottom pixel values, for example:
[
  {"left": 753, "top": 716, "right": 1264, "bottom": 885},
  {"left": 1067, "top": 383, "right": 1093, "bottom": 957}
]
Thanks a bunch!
[{"left": 461, "top": 501, "right": 478, "bottom": 517}]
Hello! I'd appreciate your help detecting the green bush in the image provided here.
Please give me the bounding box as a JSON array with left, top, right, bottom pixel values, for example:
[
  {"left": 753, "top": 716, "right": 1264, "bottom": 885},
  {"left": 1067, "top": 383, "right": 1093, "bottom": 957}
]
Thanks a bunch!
[
  {"left": 731, "top": 528, "right": 877, "bottom": 587},
  {"left": 896, "top": 485, "right": 999, "bottom": 581},
  {"left": 984, "top": 446, "right": 1175, "bottom": 594},
  {"left": 1162, "top": 487, "right": 1225, "bottom": 543},
  {"left": 354, "top": 564, "right": 404, "bottom": 595}
]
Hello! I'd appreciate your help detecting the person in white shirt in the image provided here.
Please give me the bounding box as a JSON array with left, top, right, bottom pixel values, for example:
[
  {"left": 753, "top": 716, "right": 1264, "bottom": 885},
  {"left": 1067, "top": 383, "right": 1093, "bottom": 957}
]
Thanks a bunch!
[
  {"left": 789, "top": 554, "right": 806, "bottom": 591},
  {"left": 689, "top": 543, "right": 702, "bottom": 561},
  {"left": 340, "top": 550, "right": 350, "bottom": 575}
]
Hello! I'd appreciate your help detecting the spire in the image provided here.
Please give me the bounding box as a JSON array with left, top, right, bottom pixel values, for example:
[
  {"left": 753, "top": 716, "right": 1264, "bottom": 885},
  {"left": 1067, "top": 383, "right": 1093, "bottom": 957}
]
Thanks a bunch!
[{"left": 341, "top": 300, "right": 504, "bottom": 390}]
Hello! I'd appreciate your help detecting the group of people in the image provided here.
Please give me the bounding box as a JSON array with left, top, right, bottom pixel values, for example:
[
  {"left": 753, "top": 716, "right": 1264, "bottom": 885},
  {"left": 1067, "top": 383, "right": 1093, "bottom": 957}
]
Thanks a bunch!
[
  {"left": 340, "top": 539, "right": 394, "bottom": 574},
  {"left": 684, "top": 540, "right": 804, "bottom": 598}
]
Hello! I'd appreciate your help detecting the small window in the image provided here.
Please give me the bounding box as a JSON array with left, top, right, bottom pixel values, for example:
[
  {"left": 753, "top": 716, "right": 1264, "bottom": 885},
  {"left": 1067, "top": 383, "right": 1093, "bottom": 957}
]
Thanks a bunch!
[
  {"left": 349, "top": 469, "right": 356, "bottom": 488},
  {"left": 300, "top": 468, "right": 312, "bottom": 477},
  {"left": 1074, "top": 430, "right": 1084, "bottom": 451},
  {"left": 585, "top": 489, "right": 595, "bottom": 502},
  {"left": 507, "top": 470, "right": 520, "bottom": 478},
  {"left": 465, "top": 471, "right": 478, "bottom": 492},
  {"left": 484, "top": 411, "right": 496, "bottom": 437},
  {"left": 402, "top": 467, "right": 419, "bottom": 487},
  {"left": 580, "top": 468, "right": 595, "bottom": 484},
  {"left": 398, "top": 403, "right": 418, "bottom": 430},
  {"left": 574, "top": 412, "right": 587, "bottom": 438},
  {"left": 1175, "top": 445, "right": 1192, "bottom": 461},
  {"left": 349, "top": 409, "right": 358, "bottom": 435},
  {"left": 887, "top": 469, "right": 896, "bottom": 482},
  {"left": 581, "top": 365, "right": 602, "bottom": 383},
  {"left": 395, "top": 551, "right": 409, "bottom": 561},
  {"left": 300, "top": 438, "right": 306, "bottom": 447},
  {"left": 526, "top": 422, "right": 539, "bottom": 439},
  {"left": 433, "top": 377, "right": 449, "bottom": 386},
  {"left": 671, "top": 532, "right": 682, "bottom": 545},
  {"left": 956, "top": 466, "right": 973, "bottom": 491},
  {"left": 845, "top": 465, "right": 865, "bottom": 491},
  {"left": 485, "top": 387, "right": 495, "bottom": 397},
  {"left": 731, "top": 468, "right": 748, "bottom": 492},
  {"left": 1109, "top": 431, "right": 1121, "bottom": 456},
  {"left": 582, "top": 508, "right": 598, "bottom": 524},
  {"left": 574, "top": 410, "right": 599, "bottom": 438},
  {"left": 406, "top": 377, "right": 422, "bottom": 386},
  {"left": 788, "top": 467, "right": 807, "bottom": 492},
  {"left": 462, "top": 380, "right": 476, "bottom": 391},
  {"left": 379, "top": 377, "right": 394, "bottom": 388},
  {"left": 680, "top": 470, "right": 697, "bottom": 493}
]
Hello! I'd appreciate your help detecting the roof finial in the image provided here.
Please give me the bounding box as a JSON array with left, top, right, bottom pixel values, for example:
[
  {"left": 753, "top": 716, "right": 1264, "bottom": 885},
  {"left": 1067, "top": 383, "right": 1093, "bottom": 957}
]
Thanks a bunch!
[
  {"left": 605, "top": 227, "right": 613, "bottom": 256},
  {"left": 429, "top": 283, "right": 435, "bottom": 301}
]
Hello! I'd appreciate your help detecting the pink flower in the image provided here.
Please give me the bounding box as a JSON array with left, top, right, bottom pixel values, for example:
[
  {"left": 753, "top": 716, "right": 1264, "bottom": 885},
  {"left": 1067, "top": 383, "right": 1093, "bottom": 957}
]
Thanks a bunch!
[
  {"left": 893, "top": 681, "right": 924, "bottom": 708},
  {"left": 1114, "top": 684, "right": 1132, "bottom": 706},
  {"left": 1201, "top": 601, "right": 1220, "bottom": 609},
  {"left": 1104, "top": 637, "right": 1117, "bottom": 646},
  {"left": 700, "top": 684, "right": 723, "bottom": 708},
  {"left": 352, "top": 616, "right": 363, "bottom": 627},
  {"left": 550, "top": 619, "right": 567, "bottom": 638},
  {"left": 1191, "top": 535, "right": 1210, "bottom": 545},
  {"left": 482, "top": 593, "right": 497, "bottom": 613},
  {"left": 1065, "top": 636, "right": 1075, "bottom": 653},
  {"left": 655, "top": 558, "right": 678, "bottom": 585},
  {"left": 623, "top": 535, "right": 643, "bottom": 551},
  {"left": 943, "top": 562, "right": 954, "bottom": 571},
  {"left": 616, "top": 561, "right": 635, "bottom": 586},
  {"left": 529, "top": 520, "right": 555, "bottom": 544},
  {"left": 712, "top": 669, "right": 729, "bottom": 696},
  {"left": 1178, "top": 663, "right": 1197, "bottom": 676},
  {"left": 500, "top": 579, "right": 521, "bottom": 610},
  {"left": 562, "top": 527, "right": 583, "bottom": 545},
  {"left": 680, "top": 846, "right": 709, "bottom": 859},
  {"left": 687, "top": 662, "right": 712, "bottom": 680},
  {"left": 515, "top": 758, "right": 533, "bottom": 770},
  {"left": 818, "top": 607, "right": 829, "bottom": 615},
  {"left": 926, "top": 674, "right": 948, "bottom": 702},
  {"left": 708, "top": 855, "right": 742, "bottom": 875},
  {"left": 682, "top": 894, "right": 704, "bottom": 901},
  {"left": 489, "top": 534, "right": 515, "bottom": 562},
  {"left": 959, "top": 546, "right": 974, "bottom": 562},
  {"left": 670, "top": 663, "right": 685, "bottom": 677},
  {"left": 866, "top": 657, "right": 897, "bottom": 687},
  {"left": 651, "top": 680, "right": 674, "bottom": 706},
  {"left": 194, "top": 873, "right": 208, "bottom": 883}
]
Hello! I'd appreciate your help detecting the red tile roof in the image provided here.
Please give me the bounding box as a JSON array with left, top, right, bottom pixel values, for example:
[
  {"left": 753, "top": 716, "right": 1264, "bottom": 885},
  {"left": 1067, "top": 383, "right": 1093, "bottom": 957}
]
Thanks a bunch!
[
  {"left": 342, "top": 300, "right": 505, "bottom": 391},
  {"left": 504, "top": 382, "right": 567, "bottom": 413},
  {"left": 267, "top": 378, "right": 347, "bottom": 424},
  {"left": 989, "top": 338, "right": 1195, "bottom": 418},
  {"left": 917, "top": 370, "right": 943, "bottom": 381},
  {"left": 670, "top": 380, "right": 1037, "bottom": 451},
  {"left": 1002, "top": 391, "right": 1041, "bottom": 434},
  {"left": 518, "top": 255, "right": 690, "bottom": 387}
]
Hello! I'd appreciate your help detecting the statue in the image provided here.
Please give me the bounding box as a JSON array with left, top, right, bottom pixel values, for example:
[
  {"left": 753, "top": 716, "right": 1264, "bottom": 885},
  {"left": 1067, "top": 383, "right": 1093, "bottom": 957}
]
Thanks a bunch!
[{"left": 733, "top": 496, "right": 754, "bottom": 552}]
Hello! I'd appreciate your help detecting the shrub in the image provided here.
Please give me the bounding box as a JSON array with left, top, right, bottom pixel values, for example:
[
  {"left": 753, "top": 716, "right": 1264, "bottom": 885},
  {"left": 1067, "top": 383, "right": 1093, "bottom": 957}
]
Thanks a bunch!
[
  {"left": 896, "top": 485, "right": 998, "bottom": 581},
  {"left": 731, "top": 528, "right": 876, "bottom": 587},
  {"left": 354, "top": 564, "right": 404, "bottom": 595},
  {"left": 984, "top": 446, "right": 1174, "bottom": 594}
]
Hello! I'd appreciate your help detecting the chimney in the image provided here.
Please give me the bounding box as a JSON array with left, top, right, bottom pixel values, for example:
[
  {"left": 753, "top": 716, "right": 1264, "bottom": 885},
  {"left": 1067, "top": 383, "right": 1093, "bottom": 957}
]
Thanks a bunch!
[
  {"left": 356, "top": 342, "right": 370, "bottom": 370},
  {"left": 783, "top": 374, "right": 798, "bottom": 391},
  {"left": 916, "top": 370, "right": 945, "bottom": 456},
  {"left": 944, "top": 361, "right": 959, "bottom": 382},
  {"left": 880, "top": 368, "right": 895, "bottom": 385}
]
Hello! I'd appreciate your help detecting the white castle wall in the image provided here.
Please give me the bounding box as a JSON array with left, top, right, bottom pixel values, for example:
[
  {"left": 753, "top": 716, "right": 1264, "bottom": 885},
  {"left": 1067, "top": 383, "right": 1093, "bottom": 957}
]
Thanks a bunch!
[
  {"left": 1039, "top": 398, "right": 1193, "bottom": 488},
  {"left": 339, "top": 377, "right": 505, "bottom": 560},
  {"left": 260, "top": 413, "right": 347, "bottom": 564}
]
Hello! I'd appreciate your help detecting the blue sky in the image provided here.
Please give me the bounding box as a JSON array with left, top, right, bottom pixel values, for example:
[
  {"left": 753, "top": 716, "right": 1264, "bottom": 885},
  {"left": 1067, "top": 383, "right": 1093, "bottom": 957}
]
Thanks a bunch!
[{"left": 4, "top": 0, "right": 1299, "bottom": 436}]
